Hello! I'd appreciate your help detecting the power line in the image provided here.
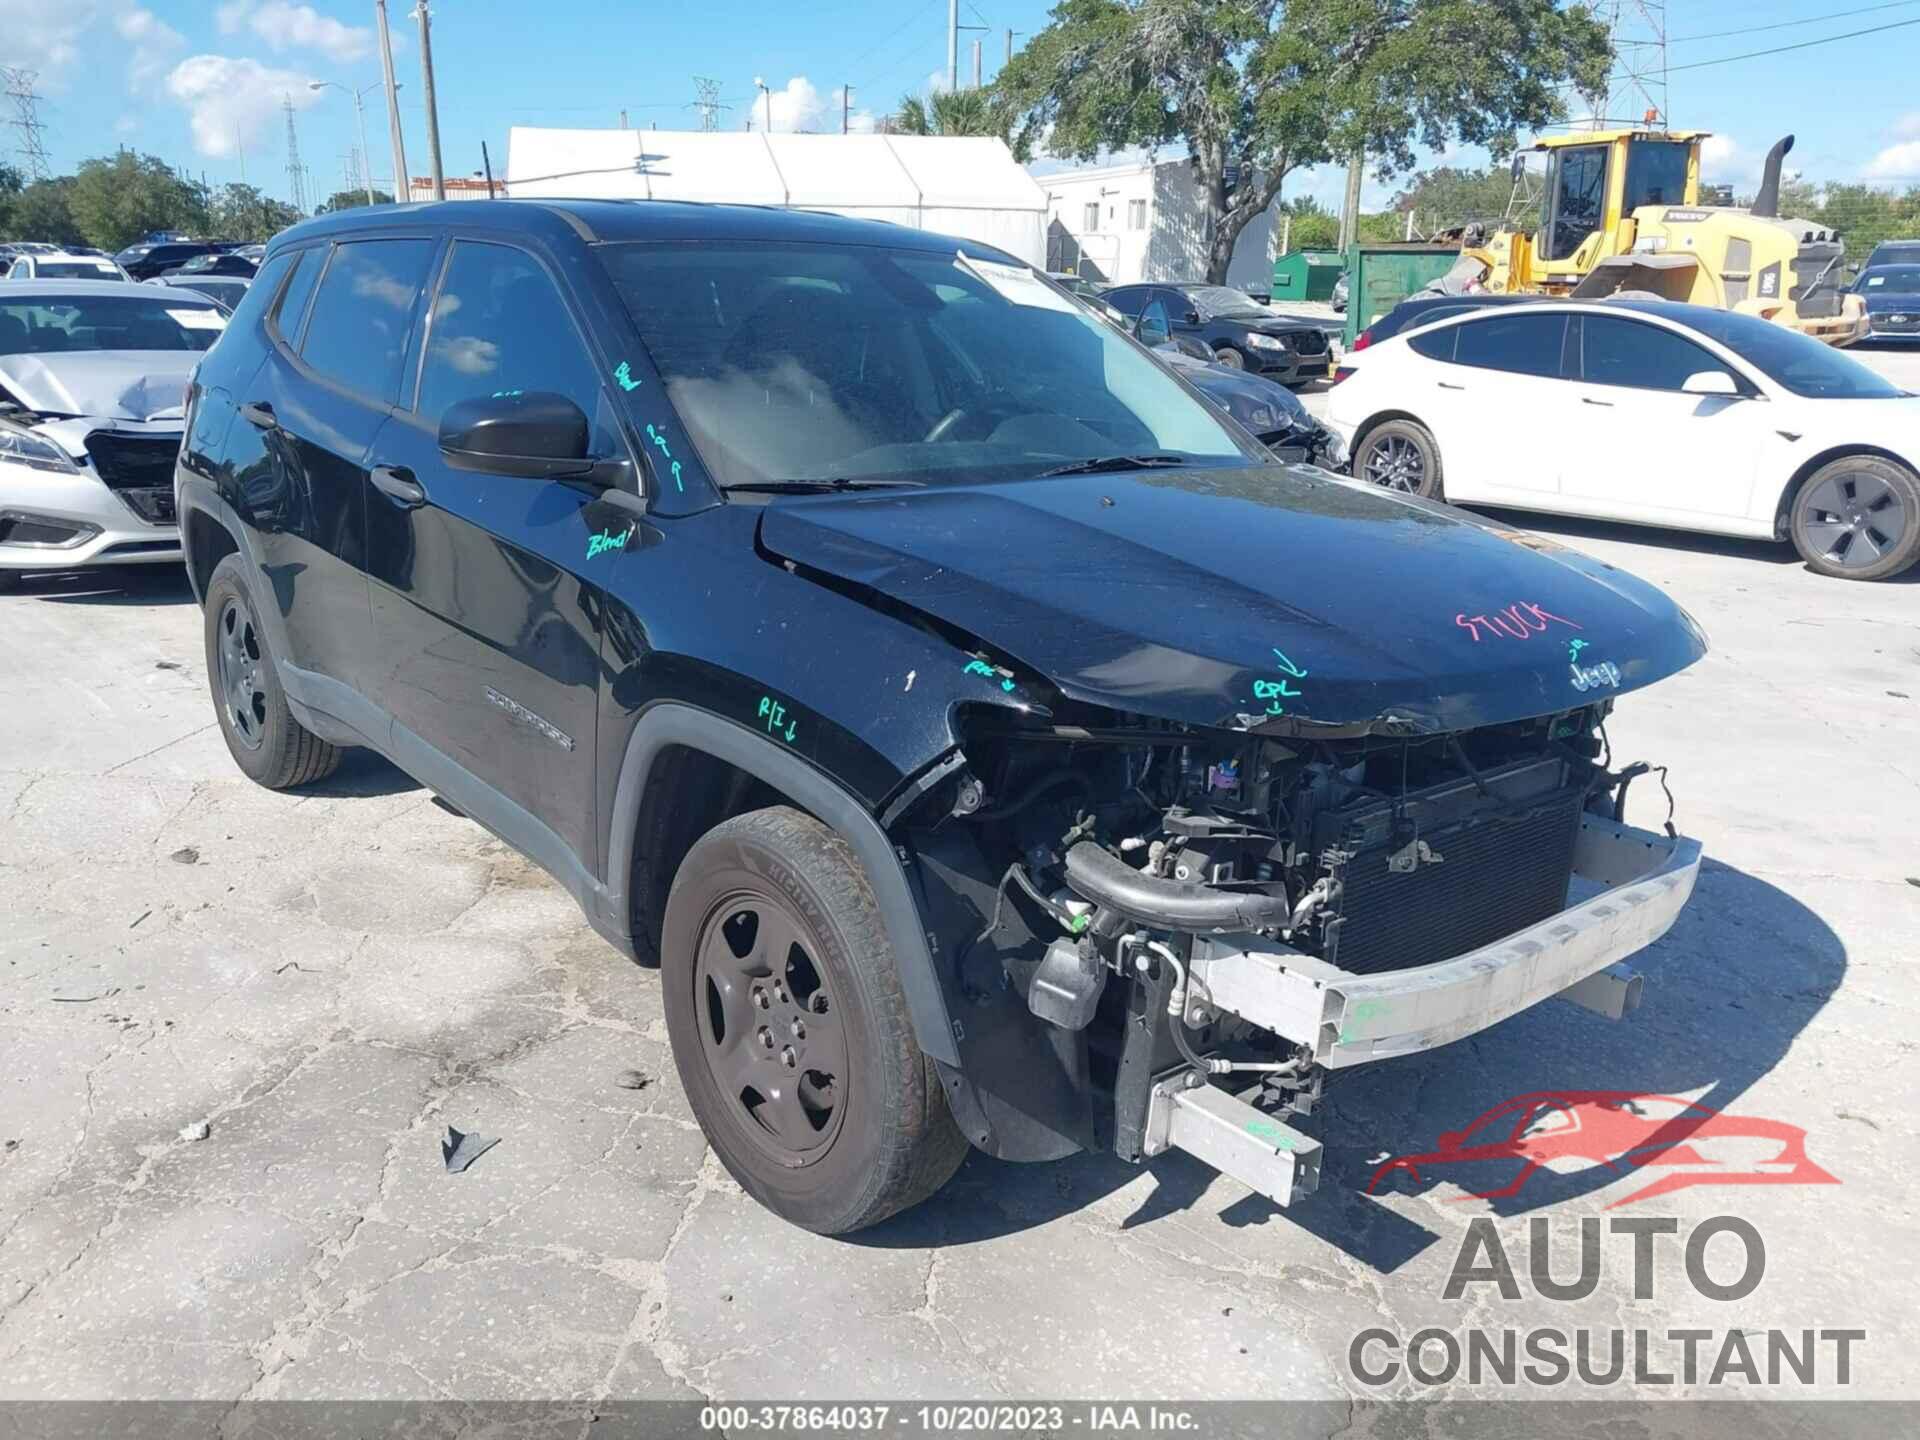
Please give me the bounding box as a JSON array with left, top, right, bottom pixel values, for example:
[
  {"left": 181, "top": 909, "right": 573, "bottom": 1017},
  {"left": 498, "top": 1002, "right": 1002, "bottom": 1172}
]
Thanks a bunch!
[
  {"left": 1671, "top": 0, "right": 1920, "bottom": 43},
  {"left": 1662, "top": 13, "right": 1920, "bottom": 72}
]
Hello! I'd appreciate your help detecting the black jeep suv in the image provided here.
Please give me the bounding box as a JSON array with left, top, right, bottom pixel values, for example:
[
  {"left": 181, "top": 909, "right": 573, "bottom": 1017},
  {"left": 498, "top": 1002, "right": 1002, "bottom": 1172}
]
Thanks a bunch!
[{"left": 176, "top": 201, "right": 1706, "bottom": 1234}]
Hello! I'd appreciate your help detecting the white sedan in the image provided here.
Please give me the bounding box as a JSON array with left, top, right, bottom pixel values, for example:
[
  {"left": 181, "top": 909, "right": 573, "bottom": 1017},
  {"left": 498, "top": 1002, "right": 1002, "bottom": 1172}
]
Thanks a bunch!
[{"left": 1326, "top": 299, "right": 1920, "bottom": 581}]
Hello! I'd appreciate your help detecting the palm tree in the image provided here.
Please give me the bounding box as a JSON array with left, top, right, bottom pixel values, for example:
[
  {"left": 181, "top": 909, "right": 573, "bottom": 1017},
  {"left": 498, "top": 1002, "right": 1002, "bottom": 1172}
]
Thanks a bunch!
[{"left": 893, "top": 88, "right": 999, "bottom": 138}]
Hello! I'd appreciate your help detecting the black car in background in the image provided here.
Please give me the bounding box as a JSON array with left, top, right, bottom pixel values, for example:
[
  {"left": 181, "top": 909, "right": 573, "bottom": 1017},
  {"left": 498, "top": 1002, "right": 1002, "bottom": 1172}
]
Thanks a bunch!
[
  {"left": 114, "top": 240, "right": 235, "bottom": 281},
  {"left": 1103, "top": 281, "right": 1332, "bottom": 383},
  {"left": 159, "top": 252, "right": 259, "bottom": 280},
  {"left": 146, "top": 273, "right": 252, "bottom": 314},
  {"left": 1851, "top": 263, "right": 1920, "bottom": 340},
  {"left": 1347, "top": 291, "right": 1544, "bottom": 352}
]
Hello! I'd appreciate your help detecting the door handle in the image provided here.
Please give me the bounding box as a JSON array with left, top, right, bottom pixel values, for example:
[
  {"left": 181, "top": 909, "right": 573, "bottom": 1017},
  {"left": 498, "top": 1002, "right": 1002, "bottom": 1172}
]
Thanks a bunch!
[
  {"left": 370, "top": 465, "right": 426, "bottom": 508},
  {"left": 240, "top": 400, "right": 276, "bottom": 429},
  {"left": 1581, "top": 396, "right": 1614, "bottom": 407},
  {"left": 1437, "top": 381, "right": 1466, "bottom": 391}
]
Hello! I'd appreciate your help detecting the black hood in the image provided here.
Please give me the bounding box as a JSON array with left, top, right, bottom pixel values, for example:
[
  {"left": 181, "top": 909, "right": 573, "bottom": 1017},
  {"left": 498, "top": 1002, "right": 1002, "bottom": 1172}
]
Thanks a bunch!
[{"left": 758, "top": 465, "right": 1707, "bottom": 736}]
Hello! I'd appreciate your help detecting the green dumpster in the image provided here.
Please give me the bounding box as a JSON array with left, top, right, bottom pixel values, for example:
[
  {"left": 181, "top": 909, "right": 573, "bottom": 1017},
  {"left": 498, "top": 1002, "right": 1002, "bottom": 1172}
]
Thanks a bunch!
[
  {"left": 1343, "top": 244, "right": 1460, "bottom": 347},
  {"left": 1270, "top": 248, "right": 1343, "bottom": 302}
]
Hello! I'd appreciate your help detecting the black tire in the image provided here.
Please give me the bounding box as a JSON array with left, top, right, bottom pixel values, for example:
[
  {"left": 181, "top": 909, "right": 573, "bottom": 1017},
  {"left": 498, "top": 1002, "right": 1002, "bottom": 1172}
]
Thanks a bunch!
[
  {"left": 202, "top": 554, "right": 342, "bottom": 789},
  {"left": 1354, "top": 418, "right": 1445, "bottom": 500},
  {"left": 661, "top": 806, "right": 966, "bottom": 1234},
  {"left": 1788, "top": 455, "right": 1920, "bottom": 581},
  {"left": 1211, "top": 344, "right": 1247, "bottom": 370},
  {"left": 0, "top": 571, "right": 20, "bottom": 593}
]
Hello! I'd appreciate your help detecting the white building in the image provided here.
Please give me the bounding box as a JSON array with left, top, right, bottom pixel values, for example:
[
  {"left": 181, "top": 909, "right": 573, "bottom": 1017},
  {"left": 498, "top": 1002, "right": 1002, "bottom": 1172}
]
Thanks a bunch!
[
  {"left": 506, "top": 129, "right": 1049, "bottom": 267},
  {"left": 1039, "top": 157, "right": 1280, "bottom": 291}
]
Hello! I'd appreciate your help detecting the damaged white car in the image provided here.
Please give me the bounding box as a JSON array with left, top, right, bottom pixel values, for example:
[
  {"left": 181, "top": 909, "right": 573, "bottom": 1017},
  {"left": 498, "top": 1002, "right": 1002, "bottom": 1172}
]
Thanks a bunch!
[{"left": 0, "top": 280, "right": 225, "bottom": 588}]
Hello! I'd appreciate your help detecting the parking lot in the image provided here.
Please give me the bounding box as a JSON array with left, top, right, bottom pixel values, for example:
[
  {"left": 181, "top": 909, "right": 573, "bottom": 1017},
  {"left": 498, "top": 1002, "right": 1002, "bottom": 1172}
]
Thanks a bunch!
[{"left": 2, "top": 349, "right": 1918, "bottom": 1415}]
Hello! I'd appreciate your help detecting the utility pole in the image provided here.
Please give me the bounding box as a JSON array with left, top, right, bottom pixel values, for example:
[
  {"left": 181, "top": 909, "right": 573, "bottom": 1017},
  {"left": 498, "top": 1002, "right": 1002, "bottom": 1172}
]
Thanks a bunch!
[
  {"left": 755, "top": 77, "right": 772, "bottom": 133},
  {"left": 283, "top": 96, "right": 308, "bottom": 214},
  {"left": 1, "top": 67, "right": 51, "bottom": 181},
  {"left": 619, "top": 109, "right": 628, "bottom": 130},
  {"left": 971, "top": 40, "right": 982, "bottom": 90},
  {"left": 375, "top": 0, "right": 411, "bottom": 203},
  {"left": 1595, "top": 0, "right": 1669, "bottom": 126},
  {"left": 842, "top": 85, "right": 853, "bottom": 135},
  {"left": 1006, "top": 29, "right": 1017, "bottom": 65},
  {"left": 414, "top": 2, "right": 445, "bottom": 200},
  {"left": 947, "top": 0, "right": 959, "bottom": 92},
  {"left": 690, "top": 77, "right": 728, "bottom": 132},
  {"left": 1337, "top": 151, "right": 1363, "bottom": 255}
]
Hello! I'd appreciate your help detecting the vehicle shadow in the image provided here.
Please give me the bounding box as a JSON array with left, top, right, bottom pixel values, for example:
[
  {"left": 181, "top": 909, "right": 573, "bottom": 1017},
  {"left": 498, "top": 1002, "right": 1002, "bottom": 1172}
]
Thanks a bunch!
[
  {"left": 294, "top": 747, "right": 423, "bottom": 799},
  {"left": 854, "top": 858, "right": 1844, "bottom": 1275},
  {"left": 17, "top": 565, "right": 198, "bottom": 605},
  {"left": 1474, "top": 506, "right": 1920, "bottom": 584}
]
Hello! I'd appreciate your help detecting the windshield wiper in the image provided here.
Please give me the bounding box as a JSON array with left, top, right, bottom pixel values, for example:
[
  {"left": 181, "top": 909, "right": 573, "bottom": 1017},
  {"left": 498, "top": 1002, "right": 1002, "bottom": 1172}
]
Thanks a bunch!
[
  {"left": 1038, "top": 453, "right": 1191, "bottom": 477},
  {"left": 724, "top": 477, "right": 926, "bottom": 493}
]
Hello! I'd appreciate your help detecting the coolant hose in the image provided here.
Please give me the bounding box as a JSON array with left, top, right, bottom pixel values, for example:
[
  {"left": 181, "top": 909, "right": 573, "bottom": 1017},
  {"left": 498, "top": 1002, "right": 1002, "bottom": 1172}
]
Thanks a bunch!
[{"left": 1064, "top": 841, "right": 1294, "bottom": 933}]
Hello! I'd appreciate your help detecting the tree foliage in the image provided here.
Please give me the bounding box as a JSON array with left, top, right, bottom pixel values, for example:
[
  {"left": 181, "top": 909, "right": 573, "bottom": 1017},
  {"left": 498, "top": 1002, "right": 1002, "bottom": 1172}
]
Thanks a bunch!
[
  {"left": 994, "top": 0, "right": 1611, "bottom": 281},
  {"left": 6, "top": 178, "right": 85, "bottom": 247},
  {"left": 1720, "top": 177, "right": 1920, "bottom": 269},
  {"left": 1386, "top": 164, "right": 1520, "bottom": 228},
  {"left": 210, "top": 183, "right": 306, "bottom": 242},
  {"left": 314, "top": 188, "right": 396, "bottom": 215},
  {"left": 68, "top": 152, "right": 211, "bottom": 251},
  {"left": 894, "top": 90, "right": 1002, "bottom": 139}
]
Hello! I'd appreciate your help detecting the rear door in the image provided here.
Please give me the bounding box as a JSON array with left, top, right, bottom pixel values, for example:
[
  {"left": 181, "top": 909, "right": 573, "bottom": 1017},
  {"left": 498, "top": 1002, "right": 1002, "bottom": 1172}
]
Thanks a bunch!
[
  {"left": 244, "top": 234, "right": 438, "bottom": 698},
  {"left": 1559, "top": 314, "right": 1765, "bottom": 521},
  {"left": 360, "top": 236, "right": 632, "bottom": 870},
  {"left": 1425, "top": 311, "right": 1573, "bottom": 502}
]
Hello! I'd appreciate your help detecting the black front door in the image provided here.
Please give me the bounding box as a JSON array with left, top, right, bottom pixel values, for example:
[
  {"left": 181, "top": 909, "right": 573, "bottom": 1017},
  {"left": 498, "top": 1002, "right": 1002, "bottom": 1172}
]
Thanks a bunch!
[{"left": 362, "top": 237, "right": 632, "bottom": 874}]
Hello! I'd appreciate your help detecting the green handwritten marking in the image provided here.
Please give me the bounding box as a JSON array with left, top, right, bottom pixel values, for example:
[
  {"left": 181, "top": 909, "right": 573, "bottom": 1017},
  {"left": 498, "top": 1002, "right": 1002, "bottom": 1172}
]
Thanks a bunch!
[
  {"left": 1252, "top": 650, "right": 1308, "bottom": 717},
  {"left": 1569, "top": 638, "right": 1589, "bottom": 661},
  {"left": 962, "top": 658, "right": 1017, "bottom": 692},
  {"left": 614, "top": 361, "right": 641, "bottom": 391},
  {"left": 1245, "top": 1118, "right": 1296, "bottom": 1151},
  {"left": 643, "top": 422, "right": 684, "bottom": 491},
  {"left": 1272, "top": 649, "right": 1309, "bottom": 679},
  {"left": 756, "top": 695, "right": 797, "bottom": 744},
  {"left": 586, "top": 525, "right": 633, "bottom": 560}
]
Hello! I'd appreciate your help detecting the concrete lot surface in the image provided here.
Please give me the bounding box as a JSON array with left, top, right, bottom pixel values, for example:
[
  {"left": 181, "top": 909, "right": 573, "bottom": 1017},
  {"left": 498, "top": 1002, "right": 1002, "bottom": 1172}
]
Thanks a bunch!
[{"left": 2, "top": 351, "right": 1919, "bottom": 1414}]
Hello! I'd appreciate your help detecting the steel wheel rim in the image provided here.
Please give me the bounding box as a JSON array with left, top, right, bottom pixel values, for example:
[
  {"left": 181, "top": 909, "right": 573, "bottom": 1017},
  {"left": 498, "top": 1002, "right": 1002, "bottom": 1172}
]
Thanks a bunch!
[
  {"left": 1802, "top": 469, "right": 1909, "bottom": 570},
  {"left": 216, "top": 595, "right": 267, "bottom": 751},
  {"left": 692, "top": 890, "right": 849, "bottom": 1168},
  {"left": 1364, "top": 434, "right": 1426, "bottom": 493},
  {"left": 1213, "top": 347, "right": 1244, "bottom": 370}
]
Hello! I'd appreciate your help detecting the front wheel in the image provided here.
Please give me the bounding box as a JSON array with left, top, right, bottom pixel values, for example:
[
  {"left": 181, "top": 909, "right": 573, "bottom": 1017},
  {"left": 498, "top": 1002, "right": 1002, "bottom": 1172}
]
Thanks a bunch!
[
  {"left": 1789, "top": 456, "right": 1920, "bottom": 580},
  {"left": 1211, "top": 345, "right": 1247, "bottom": 370},
  {"left": 660, "top": 806, "right": 967, "bottom": 1234},
  {"left": 1354, "top": 418, "right": 1445, "bottom": 500},
  {"left": 202, "top": 555, "right": 342, "bottom": 788}
]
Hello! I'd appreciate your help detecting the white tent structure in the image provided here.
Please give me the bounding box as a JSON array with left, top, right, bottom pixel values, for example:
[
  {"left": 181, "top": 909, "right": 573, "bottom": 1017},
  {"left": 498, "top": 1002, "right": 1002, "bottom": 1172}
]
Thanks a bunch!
[{"left": 505, "top": 128, "right": 1048, "bottom": 266}]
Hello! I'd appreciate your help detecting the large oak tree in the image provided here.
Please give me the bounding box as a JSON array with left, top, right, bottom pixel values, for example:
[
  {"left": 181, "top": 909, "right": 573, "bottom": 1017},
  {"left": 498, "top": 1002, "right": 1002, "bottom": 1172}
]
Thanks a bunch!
[{"left": 995, "top": 0, "right": 1611, "bottom": 281}]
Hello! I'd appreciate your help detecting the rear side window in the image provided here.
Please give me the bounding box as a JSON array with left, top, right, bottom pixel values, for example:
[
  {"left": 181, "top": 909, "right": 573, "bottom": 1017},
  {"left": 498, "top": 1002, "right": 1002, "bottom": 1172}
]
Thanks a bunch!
[
  {"left": 271, "top": 248, "right": 322, "bottom": 344},
  {"left": 415, "top": 241, "right": 613, "bottom": 448},
  {"left": 1407, "top": 324, "right": 1457, "bottom": 362},
  {"left": 1580, "top": 315, "right": 1732, "bottom": 392},
  {"left": 1104, "top": 286, "right": 1149, "bottom": 317},
  {"left": 298, "top": 238, "right": 436, "bottom": 404},
  {"left": 1453, "top": 313, "right": 1567, "bottom": 378},
  {"left": 224, "top": 250, "right": 294, "bottom": 334}
]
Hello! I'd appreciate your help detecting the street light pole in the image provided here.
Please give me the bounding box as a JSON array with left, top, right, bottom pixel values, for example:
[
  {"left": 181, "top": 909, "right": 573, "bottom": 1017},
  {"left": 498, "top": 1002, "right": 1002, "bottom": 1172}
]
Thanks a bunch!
[{"left": 312, "top": 80, "right": 394, "bottom": 205}]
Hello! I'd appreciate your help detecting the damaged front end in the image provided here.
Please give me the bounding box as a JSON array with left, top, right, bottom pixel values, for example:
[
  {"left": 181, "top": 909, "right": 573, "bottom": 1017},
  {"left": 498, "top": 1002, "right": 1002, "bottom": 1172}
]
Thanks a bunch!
[{"left": 896, "top": 692, "right": 1698, "bottom": 1208}]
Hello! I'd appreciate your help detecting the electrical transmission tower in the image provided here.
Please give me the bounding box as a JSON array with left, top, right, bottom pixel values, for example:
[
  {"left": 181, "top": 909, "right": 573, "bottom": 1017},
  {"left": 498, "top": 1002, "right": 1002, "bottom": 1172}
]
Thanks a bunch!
[
  {"left": 1594, "top": 0, "right": 1669, "bottom": 126},
  {"left": 689, "top": 77, "right": 729, "bottom": 132},
  {"left": 284, "top": 96, "right": 308, "bottom": 214},
  {"left": 2, "top": 67, "right": 52, "bottom": 180}
]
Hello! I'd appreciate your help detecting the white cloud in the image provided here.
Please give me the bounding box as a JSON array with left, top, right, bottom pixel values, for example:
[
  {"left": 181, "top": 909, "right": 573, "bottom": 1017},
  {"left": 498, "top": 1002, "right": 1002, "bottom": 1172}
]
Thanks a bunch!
[
  {"left": 224, "top": 0, "right": 373, "bottom": 64},
  {"left": 1893, "top": 113, "right": 1920, "bottom": 141},
  {"left": 164, "top": 54, "right": 322, "bottom": 159},
  {"left": 0, "top": 0, "right": 101, "bottom": 88},
  {"left": 117, "top": 7, "right": 186, "bottom": 94},
  {"left": 750, "top": 76, "right": 874, "bottom": 134},
  {"left": 1864, "top": 139, "right": 1920, "bottom": 180}
]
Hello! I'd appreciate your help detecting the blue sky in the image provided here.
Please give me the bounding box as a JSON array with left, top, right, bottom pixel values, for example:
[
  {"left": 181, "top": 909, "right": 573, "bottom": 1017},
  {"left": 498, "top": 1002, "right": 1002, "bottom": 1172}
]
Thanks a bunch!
[{"left": 6, "top": 0, "right": 1919, "bottom": 210}]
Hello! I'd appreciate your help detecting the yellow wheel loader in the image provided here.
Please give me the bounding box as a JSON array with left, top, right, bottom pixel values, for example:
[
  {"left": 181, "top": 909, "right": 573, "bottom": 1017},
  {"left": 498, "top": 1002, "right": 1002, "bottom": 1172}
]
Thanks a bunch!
[{"left": 1466, "top": 130, "right": 1867, "bottom": 346}]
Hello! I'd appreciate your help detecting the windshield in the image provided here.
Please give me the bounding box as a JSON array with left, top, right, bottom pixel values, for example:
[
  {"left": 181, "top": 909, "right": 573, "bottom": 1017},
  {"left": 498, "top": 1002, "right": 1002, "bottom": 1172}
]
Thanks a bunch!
[
  {"left": 1671, "top": 306, "right": 1906, "bottom": 399},
  {"left": 0, "top": 294, "right": 226, "bottom": 356},
  {"left": 38, "top": 262, "right": 120, "bottom": 280},
  {"left": 1184, "top": 286, "right": 1268, "bottom": 320},
  {"left": 600, "top": 241, "right": 1251, "bottom": 488},
  {"left": 1858, "top": 266, "right": 1920, "bottom": 295}
]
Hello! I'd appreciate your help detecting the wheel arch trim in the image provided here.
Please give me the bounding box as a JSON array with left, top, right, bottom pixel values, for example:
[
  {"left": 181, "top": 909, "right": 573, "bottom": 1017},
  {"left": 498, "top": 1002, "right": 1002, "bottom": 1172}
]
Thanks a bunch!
[
  {"left": 604, "top": 703, "right": 961, "bottom": 1067},
  {"left": 1771, "top": 443, "right": 1917, "bottom": 536}
]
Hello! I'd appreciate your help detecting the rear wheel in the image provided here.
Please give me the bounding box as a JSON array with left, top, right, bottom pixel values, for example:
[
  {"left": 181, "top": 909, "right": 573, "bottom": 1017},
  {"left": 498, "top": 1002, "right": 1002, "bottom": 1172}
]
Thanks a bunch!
[
  {"left": 661, "top": 806, "right": 966, "bottom": 1234},
  {"left": 202, "top": 555, "right": 342, "bottom": 788},
  {"left": 1355, "top": 418, "right": 1445, "bottom": 500},
  {"left": 1789, "top": 456, "right": 1920, "bottom": 580}
]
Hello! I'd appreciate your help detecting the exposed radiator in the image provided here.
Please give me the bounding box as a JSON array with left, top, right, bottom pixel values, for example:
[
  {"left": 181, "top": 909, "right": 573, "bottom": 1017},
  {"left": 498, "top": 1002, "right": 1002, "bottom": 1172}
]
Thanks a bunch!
[{"left": 1314, "top": 758, "right": 1583, "bottom": 977}]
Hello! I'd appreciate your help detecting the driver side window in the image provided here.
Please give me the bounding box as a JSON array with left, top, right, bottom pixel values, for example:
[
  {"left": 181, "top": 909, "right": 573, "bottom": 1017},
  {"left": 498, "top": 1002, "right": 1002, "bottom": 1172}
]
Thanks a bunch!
[
  {"left": 1137, "top": 298, "right": 1172, "bottom": 347},
  {"left": 415, "top": 240, "right": 618, "bottom": 457}
]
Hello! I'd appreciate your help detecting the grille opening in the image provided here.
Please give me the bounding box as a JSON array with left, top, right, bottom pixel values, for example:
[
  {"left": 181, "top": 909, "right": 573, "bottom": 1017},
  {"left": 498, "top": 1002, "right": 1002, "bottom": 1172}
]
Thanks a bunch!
[{"left": 83, "top": 431, "right": 181, "bottom": 528}]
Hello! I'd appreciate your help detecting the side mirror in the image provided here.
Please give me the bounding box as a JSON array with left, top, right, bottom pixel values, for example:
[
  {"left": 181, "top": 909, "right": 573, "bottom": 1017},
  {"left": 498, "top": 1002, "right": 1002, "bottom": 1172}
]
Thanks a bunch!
[
  {"left": 1136, "top": 312, "right": 1171, "bottom": 347},
  {"left": 1172, "top": 334, "right": 1213, "bottom": 361},
  {"left": 1680, "top": 369, "right": 1741, "bottom": 398},
  {"left": 1182, "top": 309, "right": 1202, "bottom": 325},
  {"left": 438, "top": 390, "right": 593, "bottom": 477}
]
